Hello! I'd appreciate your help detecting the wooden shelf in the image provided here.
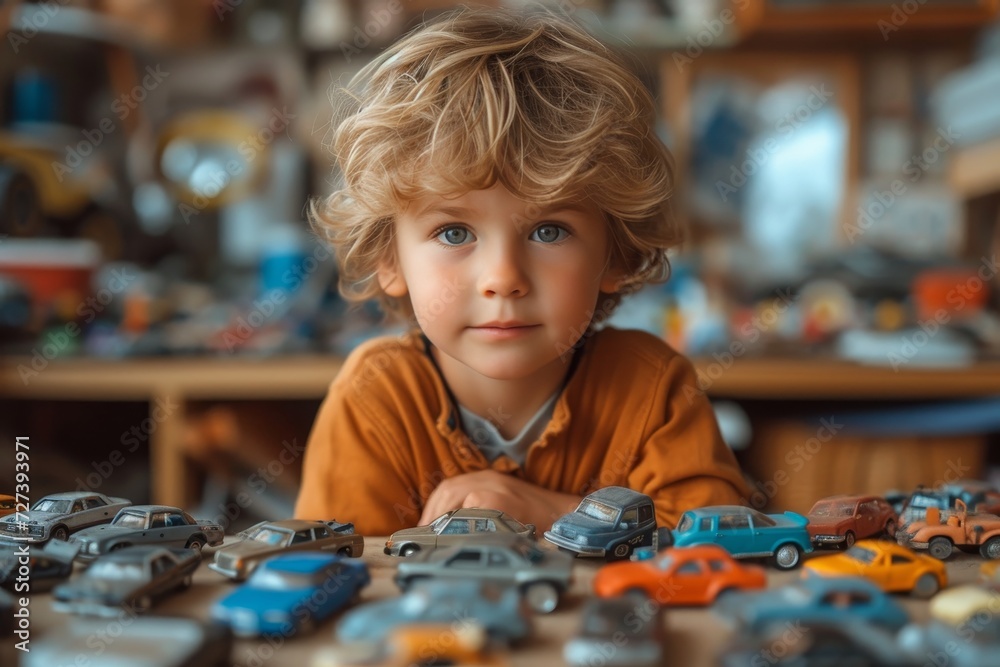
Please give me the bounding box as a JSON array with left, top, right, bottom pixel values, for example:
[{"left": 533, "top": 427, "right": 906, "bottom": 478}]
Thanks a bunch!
[
  {"left": 2, "top": 354, "right": 998, "bottom": 509},
  {"left": 3, "top": 355, "right": 998, "bottom": 402}
]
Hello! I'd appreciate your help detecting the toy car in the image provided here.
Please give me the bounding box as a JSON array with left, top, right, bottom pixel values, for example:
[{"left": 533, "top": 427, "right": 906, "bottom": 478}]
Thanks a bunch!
[
  {"left": 899, "top": 616, "right": 1000, "bottom": 667},
  {"left": 23, "top": 616, "right": 232, "bottom": 667},
  {"left": 713, "top": 576, "right": 911, "bottom": 634},
  {"left": 806, "top": 494, "right": 897, "bottom": 549},
  {"left": 69, "top": 504, "right": 224, "bottom": 561},
  {"left": 593, "top": 545, "right": 767, "bottom": 605},
  {"left": 720, "top": 618, "right": 913, "bottom": 667},
  {"left": 544, "top": 486, "right": 657, "bottom": 561},
  {"left": 384, "top": 508, "right": 535, "bottom": 557},
  {"left": 928, "top": 584, "right": 999, "bottom": 626},
  {"left": 898, "top": 500, "right": 1000, "bottom": 559},
  {"left": 0, "top": 539, "right": 79, "bottom": 593},
  {"left": 52, "top": 545, "right": 200, "bottom": 616},
  {"left": 564, "top": 591, "right": 664, "bottom": 667},
  {"left": 898, "top": 483, "right": 1000, "bottom": 527},
  {"left": 212, "top": 552, "right": 370, "bottom": 637},
  {"left": 336, "top": 579, "right": 532, "bottom": 646},
  {"left": 393, "top": 534, "right": 573, "bottom": 613},
  {"left": 312, "top": 623, "right": 506, "bottom": 667},
  {"left": 209, "top": 519, "right": 364, "bottom": 581},
  {"left": 671, "top": 505, "right": 813, "bottom": 570},
  {"left": 0, "top": 495, "right": 15, "bottom": 518},
  {"left": 0, "top": 491, "right": 131, "bottom": 543},
  {"left": 802, "top": 539, "right": 947, "bottom": 598}
]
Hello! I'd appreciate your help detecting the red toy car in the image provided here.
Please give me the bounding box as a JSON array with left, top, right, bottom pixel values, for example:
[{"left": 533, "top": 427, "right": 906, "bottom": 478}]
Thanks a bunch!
[{"left": 806, "top": 495, "right": 897, "bottom": 549}]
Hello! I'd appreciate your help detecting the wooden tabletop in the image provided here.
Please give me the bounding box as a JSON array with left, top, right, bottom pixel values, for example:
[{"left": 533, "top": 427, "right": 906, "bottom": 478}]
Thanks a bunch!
[{"left": 14, "top": 536, "right": 990, "bottom": 667}]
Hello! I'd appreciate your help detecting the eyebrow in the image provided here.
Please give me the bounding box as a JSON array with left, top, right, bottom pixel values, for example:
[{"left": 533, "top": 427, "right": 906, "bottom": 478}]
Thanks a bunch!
[{"left": 412, "top": 202, "right": 590, "bottom": 219}]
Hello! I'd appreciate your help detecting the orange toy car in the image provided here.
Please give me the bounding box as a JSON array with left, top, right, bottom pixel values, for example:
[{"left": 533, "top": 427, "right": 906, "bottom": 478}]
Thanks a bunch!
[
  {"left": 592, "top": 544, "right": 767, "bottom": 606},
  {"left": 802, "top": 539, "right": 947, "bottom": 598}
]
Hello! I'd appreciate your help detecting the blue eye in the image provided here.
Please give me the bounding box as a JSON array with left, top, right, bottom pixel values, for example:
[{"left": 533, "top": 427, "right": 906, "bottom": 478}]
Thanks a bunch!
[
  {"left": 532, "top": 225, "right": 567, "bottom": 243},
  {"left": 435, "top": 226, "right": 472, "bottom": 246}
]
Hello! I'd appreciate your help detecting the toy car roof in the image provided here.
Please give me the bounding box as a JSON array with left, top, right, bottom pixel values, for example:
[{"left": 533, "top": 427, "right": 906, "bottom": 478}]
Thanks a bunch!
[
  {"left": 583, "top": 486, "right": 651, "bottom": 507},
  {"left": 38, "top": 492, "right": 112, "bottom": 501},
  {"left": 682, "top": 505, "right": 761, "bottom": 518}
]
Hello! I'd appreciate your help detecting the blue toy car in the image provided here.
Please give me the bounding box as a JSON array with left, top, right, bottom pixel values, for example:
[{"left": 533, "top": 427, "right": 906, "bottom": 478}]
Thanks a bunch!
[
  {"left": 714, "top": 576, "right": 910, "bottom": 635},
  {"left": 544, "top": 486, "right": 657, "bottom": 561},
  {"left": 672, "top": 505, "right": 813, "bottom": 569},
  {"left": 212, "top": 552, "right": 370, "bottom": 637}
]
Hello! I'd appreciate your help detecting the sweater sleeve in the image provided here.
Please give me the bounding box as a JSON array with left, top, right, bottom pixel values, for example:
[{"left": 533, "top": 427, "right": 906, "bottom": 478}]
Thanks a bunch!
[
  {"left": 626, "top": 353, "right": 750, "bottom": 529},
  {"left": 294, "top": 375, "right": 418, "bottom": 536}
]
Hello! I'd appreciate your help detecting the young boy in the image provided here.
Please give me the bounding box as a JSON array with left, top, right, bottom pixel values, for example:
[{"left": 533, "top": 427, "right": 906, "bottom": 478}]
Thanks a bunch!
[{"left": 295, "top": 7, "right": 748, "bottom": 535}]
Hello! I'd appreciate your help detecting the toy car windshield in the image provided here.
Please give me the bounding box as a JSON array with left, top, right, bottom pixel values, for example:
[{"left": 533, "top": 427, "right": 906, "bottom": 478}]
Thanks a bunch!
[
  {"left": 32, "top": 499, "right": 71, "bottom": 513},
  {"left": 244, "top": 527, "right": 291, "bottom": 546},
  {"left": 88, "top": 561, "right": 144, "bottom": 580},
  {"left": 328, "top": 522, "right": 354, "bottom": 534},
  {"left": 114, "top": 512, "right": 147, "bottom": 529},
  {"left": 811, "top": 503, "right": 854, "bottom": 517},
  {"left": 845, "top": 546, "right": 878, "bottom": 564},
  {"left": 577, "top": 500, "right": 618, "bottom": 523}
]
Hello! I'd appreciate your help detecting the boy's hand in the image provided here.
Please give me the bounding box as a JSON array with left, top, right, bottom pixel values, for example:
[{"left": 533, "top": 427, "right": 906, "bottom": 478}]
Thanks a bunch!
[{"left": 418, "top": 470, "right": 581, "bottom": 534}]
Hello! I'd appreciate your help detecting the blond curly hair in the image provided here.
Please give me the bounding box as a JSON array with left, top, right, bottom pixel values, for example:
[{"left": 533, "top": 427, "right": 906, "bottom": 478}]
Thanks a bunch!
[{"left": 311, "top": 6, "right": 679, "bottom": 321}]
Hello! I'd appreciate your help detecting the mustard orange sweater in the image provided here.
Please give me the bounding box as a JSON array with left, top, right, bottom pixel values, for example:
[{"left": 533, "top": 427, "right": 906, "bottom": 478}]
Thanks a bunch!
[{"left": 295, "top": 327, "right": 749, "bottom": 535}]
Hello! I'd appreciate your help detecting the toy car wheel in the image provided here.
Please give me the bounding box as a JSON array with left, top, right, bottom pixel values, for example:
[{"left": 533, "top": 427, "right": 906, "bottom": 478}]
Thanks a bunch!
[
  {"left": 51, "top": 525, "right": 69, "bottom": 542},
  {"left": 912, "top": 573, "right": 940, "bottom": 599},
  {"left": 523, "top": 581, "right": 560, "bottom": 614},
  {"left": 883, "top": 520, "right": 896, "bottom": 539},
  {"left": 400, "top": 544, "right": 420, "bottom": 557},
  {"left": 186, "top": 538, "right": 205, "bottom": 555},
  {"left": 397, "top": 575, "right": 428, "bottom": 591},
  {"left": 337, "top": 546, "right": 353, "bottom": 557},
  {"left": 980, "top": 536, "right": 1000, "bottom": 559},
  {"left": 928, "top": 537, "right": 953, "bottom": 560},
  {"left": 771, "top": 543, "right": 802, "bottom": 570},
  {"left": 609, "top": 542, "right": 632, "bottom": 561},
  {"left": 842, "top": 531, "right": 856, "bottom": 549}
]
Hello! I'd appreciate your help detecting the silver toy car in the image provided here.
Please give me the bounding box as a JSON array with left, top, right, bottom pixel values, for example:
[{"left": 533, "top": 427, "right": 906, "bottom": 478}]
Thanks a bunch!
[
  {"left": 385, "top": 507, "right": 535, "bottom": 557},
  {"left": 209, "top": 519, "right": 364, "bottom": 581},
  {"left": 0, "top": 492, "right": 131, "bottom": 543},
  {"left": 52, "top": 545, "right": 200, "bottom": 616},
  {"left": 70, "top": 504, "right": 224, "bottom": 561},
  {"left": 393, "top": 534, "right": 573, "bottom": 613}
]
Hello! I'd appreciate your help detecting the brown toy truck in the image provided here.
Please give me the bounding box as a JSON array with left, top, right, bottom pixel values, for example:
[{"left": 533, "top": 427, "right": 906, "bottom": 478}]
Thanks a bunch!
[{"left": 898, "top": 500, "right": 1000, "bottom": 560}]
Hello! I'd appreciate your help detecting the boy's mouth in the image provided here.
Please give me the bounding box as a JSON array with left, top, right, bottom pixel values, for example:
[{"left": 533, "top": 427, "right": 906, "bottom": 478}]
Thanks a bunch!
[
  {"left": 473, "top": 320, "right": 534, "bottom": 329},
  {"left": 469, "top": 322, "right": 540, "bottom": 338}
]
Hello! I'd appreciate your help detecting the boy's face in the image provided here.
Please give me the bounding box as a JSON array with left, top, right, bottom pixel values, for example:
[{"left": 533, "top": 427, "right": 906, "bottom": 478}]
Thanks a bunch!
[{"left": 379, "top": 184, "right": 619, "bottom": 381}]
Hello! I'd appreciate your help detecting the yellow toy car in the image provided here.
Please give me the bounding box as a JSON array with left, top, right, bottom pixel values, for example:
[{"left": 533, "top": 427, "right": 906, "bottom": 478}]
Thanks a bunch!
[{"left": 802, "top": 539, "right": 947, "bottom": 598}]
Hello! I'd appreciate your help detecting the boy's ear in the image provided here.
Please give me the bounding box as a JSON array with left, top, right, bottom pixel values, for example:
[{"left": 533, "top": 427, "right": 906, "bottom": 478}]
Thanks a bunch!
[{"left": 377, "top": 259, "right": 408, "bottom": 297}]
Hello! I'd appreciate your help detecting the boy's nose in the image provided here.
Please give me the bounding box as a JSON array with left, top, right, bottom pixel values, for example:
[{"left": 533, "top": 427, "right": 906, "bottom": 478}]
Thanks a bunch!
[{"left": 477, "top": 246, "right": 529, "bottom": 298}]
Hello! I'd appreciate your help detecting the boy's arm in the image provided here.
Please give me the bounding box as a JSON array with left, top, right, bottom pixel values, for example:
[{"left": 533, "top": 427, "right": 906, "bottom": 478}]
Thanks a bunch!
[
  {"left": 626, "top": 354, "right": 750, "bottom": 529},
  {"left": 294, "top": 385, "right": 417, "bottom": 536}
]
